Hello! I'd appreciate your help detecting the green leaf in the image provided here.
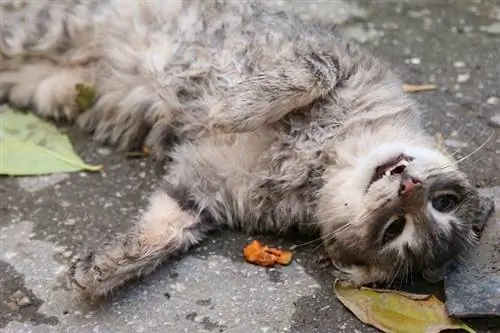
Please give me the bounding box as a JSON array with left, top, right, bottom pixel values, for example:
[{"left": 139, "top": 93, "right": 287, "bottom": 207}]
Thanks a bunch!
[
  {"left": 75, "top": 83, "right": 96, "bottom": 111},
  {"left": 0, "top": 107, "right": 102, "bottom": 176},
  {"left": 334, "top": 280, "right": 476, "bottom": 333}
]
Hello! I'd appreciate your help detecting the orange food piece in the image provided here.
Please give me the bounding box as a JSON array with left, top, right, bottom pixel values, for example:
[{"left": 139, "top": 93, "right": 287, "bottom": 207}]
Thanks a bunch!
[{"left": 243, "top": 240, "right": 293, "bottom": 267}]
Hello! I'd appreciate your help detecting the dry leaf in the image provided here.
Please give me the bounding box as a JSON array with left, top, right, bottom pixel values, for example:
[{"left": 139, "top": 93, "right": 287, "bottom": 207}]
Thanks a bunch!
[
  {"left": 360, "top": 287, "right": 431, "bottom": 300},
  {"left": 243, "top": 240, "right": 293, "bottom": 267},
  {"left": 75, "top": 83, "right": 96, "bottom": 111},
  {"left": 403, "top": 84, "right": 437, "bottom": 93},
  {"left": 334, "top": 280, "right": 476, "bottom": 333}
]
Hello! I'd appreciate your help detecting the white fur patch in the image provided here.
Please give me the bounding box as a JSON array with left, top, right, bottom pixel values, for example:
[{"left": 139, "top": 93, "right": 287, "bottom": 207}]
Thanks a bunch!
[
  {"left": 387, "top": 214, "right": 417, "bottom": 257},
  {"left": 426, "top": 202, "right": 456, "bottom": 233},
  {"left": 139, "top": 190, "right": 199, "bottom": 246}
]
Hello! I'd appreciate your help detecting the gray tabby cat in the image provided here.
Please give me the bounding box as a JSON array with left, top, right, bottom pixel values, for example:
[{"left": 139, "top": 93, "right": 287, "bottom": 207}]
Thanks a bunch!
[{"left": 0, "top": 0, "right": 480, "bottom": 300}]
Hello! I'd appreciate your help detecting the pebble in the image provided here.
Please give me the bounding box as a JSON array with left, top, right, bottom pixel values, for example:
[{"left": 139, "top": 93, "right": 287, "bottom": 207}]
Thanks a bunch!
[
  {"left": 60, "top": 201, "right": 71, "bottom": 208},
  {"left": 480, "top": 22, "right": 500, "bottom": 34},
  {"left": 489, "top": 114, "right": 500, "bottom": 128},
  {"left": 63, "top": 250, "right": 74, "bottom": 259},
  {"left": 3, "top": 251, "right": 17, "bottom": 260},
  {"left": 170, "top": 282, "right": 186, "bottom": 292},
  {"left": 410, "top": 57, "right": 421, "bottom": 65},
  {"left": 64, "top": 218, "right": 76, "bottom": 226},
  {"left": 17, "top": 296, "right": 32, "bottom": 307},
  {"left": 9, "top": 290, "right": 32, "bottom": 308},
  {"left": 486, "top": 96, "right": 500, "bottom": 105},
  {"left": 462, "top": 26, "right": 473, "bottom": 33},
  {"left": 54, "top": 246, "right": 66, "bottom": 254},
  {"left": 5, "top": 302, "right": 18, "bottom": 310},
  {"left": 453, "top": 61, "right": 466, "bottom": 68},
  {"left": 457, "top": 73, "right": 470, "bottom": 83},
  {"left": 97, "top": 147, "right": 112, "bottom": 157}
]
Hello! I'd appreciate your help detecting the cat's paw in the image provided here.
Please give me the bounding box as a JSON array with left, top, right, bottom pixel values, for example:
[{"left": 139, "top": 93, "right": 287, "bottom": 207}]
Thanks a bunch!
[
  {"left": 68, "top": 251, "right": 121, "bottom": 300},
  {"left": 3, "top": 63, "right": 94, "bottom": 121},
  {"left": 68, "top": 239, "right": 142, "bottom": 300}
]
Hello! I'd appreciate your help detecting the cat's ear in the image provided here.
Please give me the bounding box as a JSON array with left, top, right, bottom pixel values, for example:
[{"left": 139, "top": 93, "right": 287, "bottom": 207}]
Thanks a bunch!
[{"left": 207, "top": 55, "right": 338, "bottom": 134}]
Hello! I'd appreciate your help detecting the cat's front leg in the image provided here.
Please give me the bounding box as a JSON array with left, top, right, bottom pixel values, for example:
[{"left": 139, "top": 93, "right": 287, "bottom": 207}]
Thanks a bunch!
[
  {"left": 207, "top": 54, "right": 338, "bottom": 134},
  {"left": 68, "top": 186, "right": 213, "bottom": 301}
]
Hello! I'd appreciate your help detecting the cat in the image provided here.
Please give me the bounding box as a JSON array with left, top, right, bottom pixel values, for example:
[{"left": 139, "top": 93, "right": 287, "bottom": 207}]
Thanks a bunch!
[{"left": 0, "top": 0, "right": 481, "bottom": 301}]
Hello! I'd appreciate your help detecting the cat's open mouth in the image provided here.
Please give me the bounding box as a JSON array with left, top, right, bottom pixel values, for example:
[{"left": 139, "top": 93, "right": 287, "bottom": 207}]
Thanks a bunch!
[{"left": 371, "top": 153, "right": 410, "bottom": 183}]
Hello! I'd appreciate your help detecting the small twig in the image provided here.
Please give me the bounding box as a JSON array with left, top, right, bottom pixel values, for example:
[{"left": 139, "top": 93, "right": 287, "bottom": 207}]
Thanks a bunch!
[
  {"left": 402, "top": 83, "right": 437, "bottom": 93},
  {"left": 124, "top": 146, "right": 150, "bottom": 158}
]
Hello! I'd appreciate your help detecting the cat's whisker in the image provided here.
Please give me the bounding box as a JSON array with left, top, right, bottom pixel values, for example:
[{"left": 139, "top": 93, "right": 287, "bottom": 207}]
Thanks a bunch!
[
  {"left": 291, "top": 221, "right": 357, "bottom": 251},
  {"left": 396, "top": 260, "right": 405, "bottom": 289},
  {"left": 307, "top": 220, "right": 361, "bottom": 257},
  {"left": 399, "top": 263, "right": 408, "bottom": 288},
  {"left": 433, "top": 130, "right": 494, "bottom": 173},
  {"left": 408, "top": 259, "right": 413, "bottom": 286},
  {"left": 447, "top": 126, "right": 480, "bottom": 158},
  {"left": 455, "top": 237, "right": 473, "bottom": 252},
  {"left": 318, "top": 226, "right": 351, "bottom": 244},
  {"left": 407, "top": 253, "right": 412, "bottom": 286},
  {"left": 306, "top": 241, "right": 327, "bottom": 259},
  {"left": 387, "top": 260, "right": 402, "bottom": 289},
  {"left": 320, "top": 222, "right": 355, "bottom": 240},
  {"left": 454, "top": 131, "right": 494, "bottom": 165},
  {"left": 288, "top": 236, "right": 324, "bottom": 250}
]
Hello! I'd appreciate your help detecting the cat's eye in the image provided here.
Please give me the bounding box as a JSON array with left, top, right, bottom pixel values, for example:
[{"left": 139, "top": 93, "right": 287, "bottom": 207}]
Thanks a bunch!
[
  {"left": 382, "top": 216, "right": 406, "bottom": 244},
  {"left": 431, "top": 194, "right": 460, "bottom": 212}
]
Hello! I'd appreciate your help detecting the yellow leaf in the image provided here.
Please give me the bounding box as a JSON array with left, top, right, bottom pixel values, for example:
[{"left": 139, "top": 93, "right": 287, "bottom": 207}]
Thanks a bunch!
[
  {"left": 333, "top": 280, "right": 476, "bottom": 333},
  {"left": 403, "top": 84, "right": 437, "bottom": 93}
]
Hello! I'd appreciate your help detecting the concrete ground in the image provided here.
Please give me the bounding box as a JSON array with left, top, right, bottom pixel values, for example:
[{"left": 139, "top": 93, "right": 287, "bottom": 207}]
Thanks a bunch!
[{"left": 1, "top": 0, "right": 500, "bottom": 332}]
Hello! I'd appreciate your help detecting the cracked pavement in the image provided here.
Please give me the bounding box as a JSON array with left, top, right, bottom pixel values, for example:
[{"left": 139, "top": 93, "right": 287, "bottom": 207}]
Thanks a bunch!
[{"left": 1, "top": 1, "right": 500, "bottom": 332}]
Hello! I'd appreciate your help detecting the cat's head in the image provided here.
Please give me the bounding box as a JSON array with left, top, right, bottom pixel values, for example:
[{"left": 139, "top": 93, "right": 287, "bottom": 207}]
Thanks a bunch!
[{"left": 317, "top": 142, "right": 480, "bottom": 286}]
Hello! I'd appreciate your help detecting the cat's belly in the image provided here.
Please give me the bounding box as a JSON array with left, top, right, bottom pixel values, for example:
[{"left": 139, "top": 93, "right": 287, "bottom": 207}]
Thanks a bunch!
[{"left": 163, "top": 128, "right": 322, "bottom": 232}]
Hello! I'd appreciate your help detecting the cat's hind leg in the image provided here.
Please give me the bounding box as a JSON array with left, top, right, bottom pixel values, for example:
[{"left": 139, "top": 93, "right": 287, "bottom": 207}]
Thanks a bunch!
[
  {"left": 0, "top": 1, "right": 104, "bottom": 120},
  {"left": 2, "top": 2, "right": 208, "bottom": 155},
  {"left": 0, "top": 61, "right": 96, "bottom": 121},
  {"left": 69, "top": 185, "right": 214, "bottom": 300}
]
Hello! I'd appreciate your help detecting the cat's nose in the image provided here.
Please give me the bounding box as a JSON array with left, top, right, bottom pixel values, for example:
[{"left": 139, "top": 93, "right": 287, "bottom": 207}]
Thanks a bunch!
[{"left": 399, "top": 176, "right": 421, "bottom": 196}]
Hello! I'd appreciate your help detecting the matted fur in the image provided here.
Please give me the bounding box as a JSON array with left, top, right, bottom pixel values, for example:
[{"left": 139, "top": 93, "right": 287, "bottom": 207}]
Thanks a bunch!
[{"left": 0, "top": 0, "right": 481, "bottom": 300}]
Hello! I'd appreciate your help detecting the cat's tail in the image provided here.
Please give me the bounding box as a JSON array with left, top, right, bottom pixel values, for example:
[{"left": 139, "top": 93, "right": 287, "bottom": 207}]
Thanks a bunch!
[{"left": 0, "top": 1, "right": 196, "bottom": 156}]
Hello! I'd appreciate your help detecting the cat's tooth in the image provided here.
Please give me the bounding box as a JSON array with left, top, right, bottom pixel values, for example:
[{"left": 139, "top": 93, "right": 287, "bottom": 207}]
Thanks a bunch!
[{"left": 384, "top": 170, "right": 391, "bottom": 177}]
